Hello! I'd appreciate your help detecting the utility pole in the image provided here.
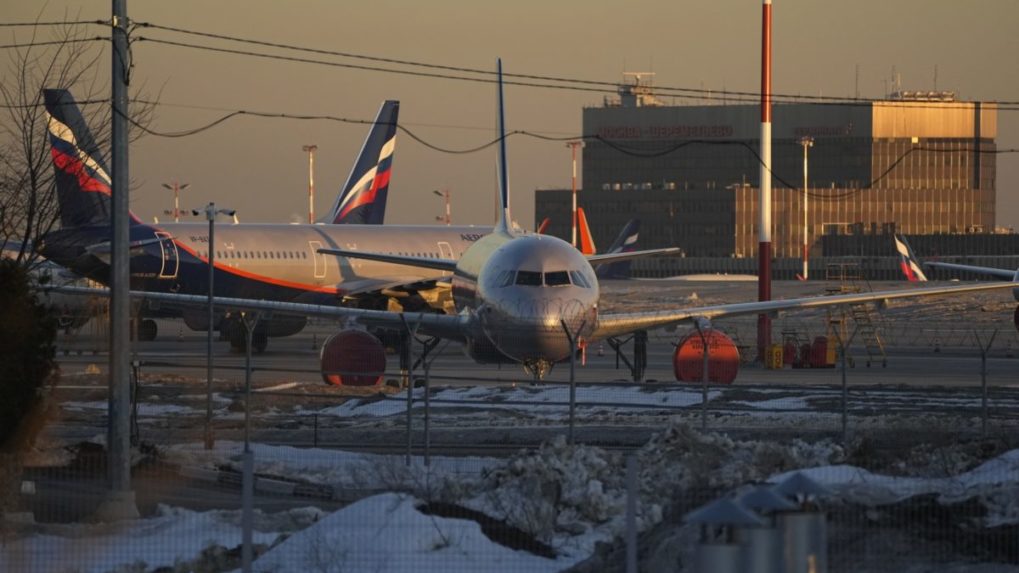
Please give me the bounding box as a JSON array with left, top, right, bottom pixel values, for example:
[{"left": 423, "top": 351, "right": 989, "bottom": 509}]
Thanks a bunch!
[
  {"left": 100, "top": 0, "right": 138, "bottom": 520},
  {"left": 302, "top": 145, "right": 317, "bottom": 224},
  {"left": 757, "top": 0, "right": 774, "bottom": 361},
  {"left": 566, "top": 140, "right": 583, "bottom": 247},
  {"left": 161, "top": 181, "right": 190, "bottom": 223},
  {"left": 798, "top": 136, "right": 814, "bottom": 280},
  {"left": 432, "top": 189, "right": 451, "bottom": 225}
]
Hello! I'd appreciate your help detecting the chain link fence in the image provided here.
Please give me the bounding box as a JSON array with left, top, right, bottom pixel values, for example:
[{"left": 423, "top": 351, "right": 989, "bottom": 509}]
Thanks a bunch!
[{"left": 6, "top": 319, "right": 1019, "bottom": 572}]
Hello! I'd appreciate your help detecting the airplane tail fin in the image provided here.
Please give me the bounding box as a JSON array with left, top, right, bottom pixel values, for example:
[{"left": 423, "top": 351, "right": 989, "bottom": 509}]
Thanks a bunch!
[
  {"left": 43, "top": 89, "right": 137, "bottom": 228},
  {"left": 495, "top": 59, "right": 512, "bottom": 234},
  {"left": 894, "top": 234, "right": 928, "bottom": 282},
  {"left": 330, "top": 100, "right": 399, "bottom": 225},
  {"left": 596, "top": 219, "right": 640, "bottom": 279},
  {"left": 577, "top": 207, "right": 597, "bottom": 255}
]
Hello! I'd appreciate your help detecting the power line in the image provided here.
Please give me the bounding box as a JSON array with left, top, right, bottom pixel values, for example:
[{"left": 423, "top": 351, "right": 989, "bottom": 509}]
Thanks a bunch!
[
  {"left": 0, "top": 38, "right": 104, "bottom": 50},
  {"left": 0, "top": 20, "right": 104, "bottom": 27},
  {"left": 131, "top": 21, "right": 1019, "bottom": 111}
]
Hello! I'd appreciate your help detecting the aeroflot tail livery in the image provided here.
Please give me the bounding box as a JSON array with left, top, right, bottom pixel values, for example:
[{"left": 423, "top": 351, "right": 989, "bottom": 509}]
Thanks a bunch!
[
  {"left": 329, "top": 100, "right": 398, "bottom": 225},
  {"left": 49, "top": 65, "right": 1019, "bottom": 377}
]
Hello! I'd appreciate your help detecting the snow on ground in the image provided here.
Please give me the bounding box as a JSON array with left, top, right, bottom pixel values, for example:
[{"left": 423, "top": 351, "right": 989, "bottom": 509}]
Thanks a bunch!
[
  {"left": 771, "top": 449, "right": 1019, "bottom": 525},
  {"left": 0, "top": 505, "right": 310, "bottom": 573},
  {"left": 243, "top": 493, "right": 563, "bottom": 573},
  {"left": 320, "top": 384, "right": 723, "bottom": 419},
  {"left": 163, "top": 441, "right": 500, "bottom": 489},
  {"left": 10, "top": 423, "right": 1019, "bottom": 572},
  {"left": 63, "top": 401, "right": 200, "bottom": 417}
]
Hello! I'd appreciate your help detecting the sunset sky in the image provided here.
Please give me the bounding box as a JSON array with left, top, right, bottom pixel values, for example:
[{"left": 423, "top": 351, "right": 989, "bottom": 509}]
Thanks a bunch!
[{"left": 7, "top": 1, "right": 1018, "bottom": 230}]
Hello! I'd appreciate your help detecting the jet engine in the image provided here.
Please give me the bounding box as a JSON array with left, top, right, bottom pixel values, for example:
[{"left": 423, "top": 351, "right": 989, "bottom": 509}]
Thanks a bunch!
[
  {"left": 673, "top": 329, "right": 740, "bottom": 384},
  {"left": 320, "top": 329, "right": 386, "bottom": 386},
  {"left": 464, "top": 332, "right": 513, "bottom": 365},
  {"left": 182, "top": 309, "right": 216, "bottom": 331}
]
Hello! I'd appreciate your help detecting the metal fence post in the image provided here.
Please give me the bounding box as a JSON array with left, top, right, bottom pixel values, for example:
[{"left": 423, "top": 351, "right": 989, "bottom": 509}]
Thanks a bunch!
[
  {"left": 424, "top": 356, "right": 431, "bottom": 467},
  {"left": 974, "top": 329, "right": 998, "bottom": 436},
  {"left": 625, "top": 454, "right": 638, "bottom": 573},
  {"left": 832, "top": 326, "right": 857, "bottom": 445},
  {"left": 560, "top": 320, "right": 579, "bottom": 445},
  {"left": 241, "top": 450, "right": 254, "bottom": 573},
  {"left": 694, "top": 321, "right": 710, "bottom": 431}
]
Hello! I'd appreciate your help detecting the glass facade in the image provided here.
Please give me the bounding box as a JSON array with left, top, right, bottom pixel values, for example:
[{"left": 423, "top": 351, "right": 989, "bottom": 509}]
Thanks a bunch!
[{"left": 537, "top": 101, "right": 998, "bottom": 257}]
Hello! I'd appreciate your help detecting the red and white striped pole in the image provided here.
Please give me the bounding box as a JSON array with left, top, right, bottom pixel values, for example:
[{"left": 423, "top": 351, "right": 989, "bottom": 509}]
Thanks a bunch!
[{"left": 757, "top": 0, "right": 773, "bottom": 361}]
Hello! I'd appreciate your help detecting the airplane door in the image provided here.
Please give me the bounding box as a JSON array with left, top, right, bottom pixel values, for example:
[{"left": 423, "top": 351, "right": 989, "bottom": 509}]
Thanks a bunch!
[
  {"left": 156, "top": 232, "right": 179, "bottom": 279},
  {"left": 437, "top": 242, "right": 454, "bottom": 274},
  {"left": 308, "top": 240, "right": 327, "bottom": 279}
]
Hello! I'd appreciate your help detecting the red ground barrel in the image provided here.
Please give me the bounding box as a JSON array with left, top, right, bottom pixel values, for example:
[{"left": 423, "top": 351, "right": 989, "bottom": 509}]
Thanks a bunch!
[
  {"left": 810, "top": 336, "right": 834, "bottom": 368},
  {"left": 320, "top": 330, "right": 386, "bottom": 386},
  {"left": 673, "top": 329, "right": 740, "bottom": 384},
  {"left": 783, "top": 341, "right": 798, "bottom": 365}
]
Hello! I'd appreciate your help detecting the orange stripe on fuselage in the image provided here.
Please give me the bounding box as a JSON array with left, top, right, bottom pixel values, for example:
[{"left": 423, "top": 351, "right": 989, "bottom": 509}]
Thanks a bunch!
[{"left": 167, "top": 234, "right": 340, "bottom": 294}]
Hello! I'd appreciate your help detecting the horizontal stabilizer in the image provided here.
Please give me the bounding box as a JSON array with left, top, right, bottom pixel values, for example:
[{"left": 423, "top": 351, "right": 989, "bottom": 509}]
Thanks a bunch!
[{"left": 586, "top": 247, "right": 681, "bottom": 266}]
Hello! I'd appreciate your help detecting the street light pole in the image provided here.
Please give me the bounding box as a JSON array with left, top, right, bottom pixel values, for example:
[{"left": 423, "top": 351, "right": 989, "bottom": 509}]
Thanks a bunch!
[
  {"left": 432, "top": 189, "right": 451, "bottom": 225},
  {"left": 161, "top": 181, "right": 190, "bottom": 222},
  {"left": 302, "top": 145, "right": 318, "bottom": 224},
  {"left": 798, "top": 136, "right": 814, "bottom": 280},
  {"left": 566, "top": 141, "right": 583, "bottom": 248},
  {"left": 193, "top": 202, "right": 235, "bottom": 450}
]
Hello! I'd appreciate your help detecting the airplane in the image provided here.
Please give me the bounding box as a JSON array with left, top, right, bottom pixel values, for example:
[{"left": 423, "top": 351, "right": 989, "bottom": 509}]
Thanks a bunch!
[
  {"left": 894, "top": 233, "right": 1019, "bottom": 328},
  {"left": 36, "top": 88, "right": 495, "bottom": 351},
  {"left": 51, "top": 62, "right": 1019, "bottom": 382},
  {"left": 575, "top": 207, "right": 642, "bottom": 279},
  {"left": 894, "top": 234, "right": 929, "bottom": 282},
  {"left": 895, "top": 233, "right": 1018, "bottom": 282}
]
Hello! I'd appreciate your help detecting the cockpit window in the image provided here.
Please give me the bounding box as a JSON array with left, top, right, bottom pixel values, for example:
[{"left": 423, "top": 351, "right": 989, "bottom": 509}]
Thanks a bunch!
[
  {"left": 496, "top": 270, "right": 515, "bottom": 287},
  {"left": 569, "top": 270, "right": 592, "bottom": 288},
  {"left": 515, "top": 271, "right": 542, "bottom": 286},
  {"left": 545, "top": 271, "right": 571, "bottom": 286}
]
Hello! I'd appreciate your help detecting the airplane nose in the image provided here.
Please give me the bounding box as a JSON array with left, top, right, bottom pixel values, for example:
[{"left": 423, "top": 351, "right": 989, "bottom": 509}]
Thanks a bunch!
[{"left": 480, "top": 296, "right": 593, "bottom": 363}]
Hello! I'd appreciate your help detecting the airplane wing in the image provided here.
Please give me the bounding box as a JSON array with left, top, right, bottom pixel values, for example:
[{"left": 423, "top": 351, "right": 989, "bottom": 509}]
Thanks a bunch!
[
  {"left": 924, "top": 262, "right": 1018, "bottom": 280},
  {"left": 591, "top": 281, "right": 1019, "bottom": 340},
  {"left": 586, "top": 247, "right": 681, "bottom": 266},
  {"left": 52, "top": 285, "right": 469, "bottom": 340},
  {"left": 317, "top": 248, "right": 457, "bottom": 272},
  {"left": 336, "top": 276, "right": 448, "bottom": 297}
]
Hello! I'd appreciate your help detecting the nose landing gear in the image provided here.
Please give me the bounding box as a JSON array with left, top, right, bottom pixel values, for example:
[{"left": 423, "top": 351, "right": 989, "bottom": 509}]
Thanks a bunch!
[{"left": 523, "top": 358, "right": 553, "bottom": 382}]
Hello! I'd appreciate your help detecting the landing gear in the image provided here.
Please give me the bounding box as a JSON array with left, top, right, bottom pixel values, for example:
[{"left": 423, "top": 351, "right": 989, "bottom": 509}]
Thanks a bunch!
[
  {"left": 605, "top": 330, "right": 647, "bottom": 382},
  {"left": 523, "top": 358, "right": 553, "bottom": 382},
  {"left": 228, "top": 318, "right": 267, "bottom": 353}
]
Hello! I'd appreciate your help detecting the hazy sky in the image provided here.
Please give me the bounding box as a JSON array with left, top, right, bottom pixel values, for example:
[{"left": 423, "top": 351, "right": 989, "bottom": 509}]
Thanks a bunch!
[{"left": 7, "top": 1, "right": 1019, "bottom": 230}]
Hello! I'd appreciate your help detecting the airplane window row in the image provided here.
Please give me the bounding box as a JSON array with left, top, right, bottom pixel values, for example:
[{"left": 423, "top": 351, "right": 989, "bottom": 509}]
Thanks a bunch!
[
  {"left": 494, "top": 269, "right": 592, "bottom": 288},
  {"left": 204, "top": 250, "right": 310, "bottom": 260},
  {"left": 199, "top": 249, "right": 456, "bottom": 261}
]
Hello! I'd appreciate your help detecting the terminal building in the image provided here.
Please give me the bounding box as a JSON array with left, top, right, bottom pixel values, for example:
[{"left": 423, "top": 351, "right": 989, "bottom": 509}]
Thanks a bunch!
[{"left": 536, "top": 75, "right": 1000, "bottom": 271}]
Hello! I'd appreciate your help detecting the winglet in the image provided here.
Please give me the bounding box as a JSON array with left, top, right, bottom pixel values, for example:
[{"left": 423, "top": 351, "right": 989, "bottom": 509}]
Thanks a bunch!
[
  {"left": 894, "top": 234, "right": 928, "bottom": 282},
  {"left": 495, "top": 59, "right": 511, "bottom": 234}
]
